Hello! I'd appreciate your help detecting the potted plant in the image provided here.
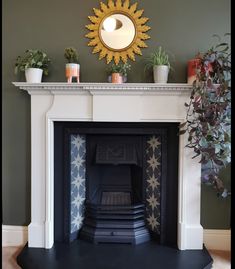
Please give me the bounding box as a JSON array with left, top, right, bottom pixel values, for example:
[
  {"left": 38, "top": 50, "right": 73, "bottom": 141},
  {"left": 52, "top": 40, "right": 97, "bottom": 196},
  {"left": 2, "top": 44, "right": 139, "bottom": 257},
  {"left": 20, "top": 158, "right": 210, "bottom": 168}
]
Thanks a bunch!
[
  {"left": 64, "top": 47, "right": 80, "bottom": 83},
  {"left": 14, "top": 49, "right": 51, "bottom": 83},
  {"left": 179, "top": 34, "right": 231, "bottom": 197},
  {"left": 187, "top": 56, "right": 201, "bottom": 84},
  {"left": 107, "top": 62, "right": 131, "bottom": 83},
  {"left": 145, "top": 46, "right": 171, "bottom": 83}
]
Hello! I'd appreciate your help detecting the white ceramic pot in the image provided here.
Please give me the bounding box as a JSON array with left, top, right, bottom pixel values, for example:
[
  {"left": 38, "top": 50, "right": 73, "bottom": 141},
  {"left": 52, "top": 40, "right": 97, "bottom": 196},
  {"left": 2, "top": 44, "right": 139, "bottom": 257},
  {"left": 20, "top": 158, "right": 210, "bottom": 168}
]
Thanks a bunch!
[
  {"left": 25, "top": 68, "right": 43, "bottom": 83},
  {"left": 153, "top": 65, "right": 169, "bottom": 83}
]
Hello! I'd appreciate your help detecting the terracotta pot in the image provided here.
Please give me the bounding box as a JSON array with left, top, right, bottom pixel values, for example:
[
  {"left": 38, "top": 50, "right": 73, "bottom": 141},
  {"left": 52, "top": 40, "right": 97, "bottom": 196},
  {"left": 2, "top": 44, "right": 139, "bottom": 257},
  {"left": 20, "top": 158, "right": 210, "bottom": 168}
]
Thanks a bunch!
[
  {"left": 187, "top": 58, "right": 201, "bottom": 84},
  {"left": 65, "top": 63, "right": 80, "bottom": 83},
  {"left": 111, "top": 73, "right": 123, "bottom": 83}
]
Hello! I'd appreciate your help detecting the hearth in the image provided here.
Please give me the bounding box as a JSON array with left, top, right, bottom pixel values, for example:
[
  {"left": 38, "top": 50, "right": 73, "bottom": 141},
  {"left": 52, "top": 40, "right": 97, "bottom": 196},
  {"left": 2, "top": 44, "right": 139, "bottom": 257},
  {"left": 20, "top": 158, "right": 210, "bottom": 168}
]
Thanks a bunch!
[
  {"left": 54, "top": 122, "right": 179, "bottom": 247},
  {"left": 17, "top": 240, "right": 213, "bottom": 269}
]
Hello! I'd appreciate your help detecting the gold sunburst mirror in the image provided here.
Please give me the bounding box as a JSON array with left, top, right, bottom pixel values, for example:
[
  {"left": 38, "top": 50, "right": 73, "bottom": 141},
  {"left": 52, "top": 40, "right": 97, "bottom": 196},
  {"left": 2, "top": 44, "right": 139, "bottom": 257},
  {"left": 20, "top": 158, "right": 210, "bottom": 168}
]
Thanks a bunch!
[{"left": 85, "top": 0, "right": 151, "bottom": 64}]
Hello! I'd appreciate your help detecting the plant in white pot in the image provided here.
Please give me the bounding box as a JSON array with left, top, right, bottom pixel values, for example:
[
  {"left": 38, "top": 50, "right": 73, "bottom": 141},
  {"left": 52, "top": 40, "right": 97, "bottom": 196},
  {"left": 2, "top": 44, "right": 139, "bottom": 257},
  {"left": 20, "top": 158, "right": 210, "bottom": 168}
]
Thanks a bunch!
[
  {"left": 64, "top": 47, "right": 80, "bottom": 83},
  {"left": 15, "top": 49, "right": 51, "bottom": 83},
  {"left": 145, "top": 46, "right": 171, "bottom": 83}
]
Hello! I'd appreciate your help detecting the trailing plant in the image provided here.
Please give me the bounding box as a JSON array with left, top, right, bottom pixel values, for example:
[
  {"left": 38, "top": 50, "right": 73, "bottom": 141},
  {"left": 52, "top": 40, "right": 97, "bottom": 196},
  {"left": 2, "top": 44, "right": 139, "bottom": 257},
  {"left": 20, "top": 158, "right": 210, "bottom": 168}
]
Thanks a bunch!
[
  {"left": 179, "top": 34, "right": 231, "bottom": 197},
  {"left": 64, "top": 47, "right": 79, "bottom": 63},
  {"left": 145, "top": 46, "right": 171, "bottom": 70},
  {"left": 107, "top": 62, "right": 131, "bottom": 77},
  {"left": 15, "top": 49, "right": 51, "bottom": 75}
]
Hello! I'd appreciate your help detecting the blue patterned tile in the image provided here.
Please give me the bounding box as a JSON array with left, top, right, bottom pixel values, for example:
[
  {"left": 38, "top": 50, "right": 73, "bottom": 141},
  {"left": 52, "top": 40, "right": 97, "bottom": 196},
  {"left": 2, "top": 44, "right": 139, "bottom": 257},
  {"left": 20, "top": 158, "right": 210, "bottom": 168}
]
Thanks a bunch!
[
  {"left": 70, "top": 135, "right": 86, "bottom": 234},
  {"left": 145, "top": 135, "right": 161, "bottom": 234}
]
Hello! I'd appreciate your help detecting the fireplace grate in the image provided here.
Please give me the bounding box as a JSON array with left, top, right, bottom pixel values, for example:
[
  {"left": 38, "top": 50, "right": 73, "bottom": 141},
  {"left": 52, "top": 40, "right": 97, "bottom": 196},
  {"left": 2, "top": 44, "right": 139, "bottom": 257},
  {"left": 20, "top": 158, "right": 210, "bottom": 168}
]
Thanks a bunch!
[
  {"left": 80, "top": 203, "right": 150, "bottom": 245},
  {"left": 101, "top": 191, "right": 131, "bottom": 206}
]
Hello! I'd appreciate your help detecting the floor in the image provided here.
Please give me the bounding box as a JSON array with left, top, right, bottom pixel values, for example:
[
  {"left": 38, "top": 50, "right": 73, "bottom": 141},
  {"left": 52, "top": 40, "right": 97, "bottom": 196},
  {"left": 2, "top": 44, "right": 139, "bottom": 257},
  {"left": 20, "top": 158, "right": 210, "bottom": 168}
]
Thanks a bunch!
[{"left": 2, "top": 246, "right": 231, "bottom": 269}]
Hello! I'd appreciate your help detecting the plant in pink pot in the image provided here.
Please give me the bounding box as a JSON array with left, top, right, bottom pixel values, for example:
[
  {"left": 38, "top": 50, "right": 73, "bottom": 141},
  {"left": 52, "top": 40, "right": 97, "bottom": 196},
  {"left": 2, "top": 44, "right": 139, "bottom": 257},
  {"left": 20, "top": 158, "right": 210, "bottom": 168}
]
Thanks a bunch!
[{"left": 64, "top": 47, "right": 80, "bottom": 83}]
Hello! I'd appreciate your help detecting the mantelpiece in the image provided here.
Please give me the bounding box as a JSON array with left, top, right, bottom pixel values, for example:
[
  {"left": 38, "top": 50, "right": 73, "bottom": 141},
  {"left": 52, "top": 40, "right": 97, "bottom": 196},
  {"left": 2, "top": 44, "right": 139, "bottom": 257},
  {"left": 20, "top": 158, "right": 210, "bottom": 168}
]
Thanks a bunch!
[
  {"left": 13, "top": 82, "right": 203, "bottom": 250},
  {"left": 13, "top": 82, "right": 191, "bottom": 92}
]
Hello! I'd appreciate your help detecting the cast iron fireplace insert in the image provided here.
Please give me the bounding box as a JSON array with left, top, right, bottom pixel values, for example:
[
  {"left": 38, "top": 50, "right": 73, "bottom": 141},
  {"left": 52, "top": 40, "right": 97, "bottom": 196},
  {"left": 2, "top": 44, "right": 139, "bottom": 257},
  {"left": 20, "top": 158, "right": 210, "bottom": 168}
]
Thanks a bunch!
[{"left": 54, "top": 122, "right": 179, "bottom": 247}]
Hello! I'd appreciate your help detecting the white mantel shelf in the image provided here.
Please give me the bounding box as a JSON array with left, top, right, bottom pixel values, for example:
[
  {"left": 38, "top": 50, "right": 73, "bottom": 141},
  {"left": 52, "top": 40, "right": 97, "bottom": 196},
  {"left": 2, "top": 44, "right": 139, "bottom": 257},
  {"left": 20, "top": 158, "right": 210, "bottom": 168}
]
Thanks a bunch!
[
  {"left": 13, "top": 81, "right": 203, "bottom": 251},
  {"left": 13, "top": 82, "right": 192, "bottom": 95}
]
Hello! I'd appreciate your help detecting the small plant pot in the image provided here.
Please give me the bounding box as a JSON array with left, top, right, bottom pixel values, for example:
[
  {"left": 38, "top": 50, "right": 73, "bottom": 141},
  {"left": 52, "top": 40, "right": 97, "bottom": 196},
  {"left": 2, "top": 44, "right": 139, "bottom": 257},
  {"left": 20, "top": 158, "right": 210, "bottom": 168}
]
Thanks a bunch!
[
  {"left": 25, "top": 68, "right": 43, "bottom": 83},
  {"left": 153, "top": 65, "right": 169, "bottom": 83},
  {"left": 108, "top": 75, "right": 127, "bottom": 83},
  {"left": 187, "top": 58, "right": 201, "bottom": 84},
  {"left": 66, "top": 63, "right": 80, "bottom": 83},
  {"left": 111, "top": 73, "right": 123, "bottom": 83}
]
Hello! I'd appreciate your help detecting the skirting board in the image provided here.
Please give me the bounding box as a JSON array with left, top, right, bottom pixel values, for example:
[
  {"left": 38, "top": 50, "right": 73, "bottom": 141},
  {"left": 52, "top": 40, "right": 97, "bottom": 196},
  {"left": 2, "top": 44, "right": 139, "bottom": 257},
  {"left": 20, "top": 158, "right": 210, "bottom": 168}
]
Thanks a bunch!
[
  {"left": 2, "top": 226, "right": 231, "bottom": 251},
  {"left": 203, "top": 229, "right": 231, "bottom": 251},
  {"left": 2, "top": 225, "right": 28, "bottom": 247}
]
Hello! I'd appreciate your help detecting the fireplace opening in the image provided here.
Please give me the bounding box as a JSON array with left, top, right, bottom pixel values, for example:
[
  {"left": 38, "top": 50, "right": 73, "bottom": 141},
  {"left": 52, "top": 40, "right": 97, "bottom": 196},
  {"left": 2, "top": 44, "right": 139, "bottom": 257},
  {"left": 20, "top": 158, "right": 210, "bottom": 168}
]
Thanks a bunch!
[
  {"left": 54, "top": 122, "right": 179, "bottom": 247},
  {"left": 80, "top": 135, "right": 150, "bottom": 244}
]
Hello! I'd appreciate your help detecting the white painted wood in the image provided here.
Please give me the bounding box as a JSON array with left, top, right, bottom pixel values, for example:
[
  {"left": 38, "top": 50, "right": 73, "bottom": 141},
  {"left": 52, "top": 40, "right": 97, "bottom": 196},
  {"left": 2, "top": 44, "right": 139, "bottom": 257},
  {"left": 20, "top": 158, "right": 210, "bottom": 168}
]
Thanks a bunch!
[
  {"left": 204, "top": 229, "right": 231, "bottom": 251},
  {"left": 12, "top": 82, "right": 192, "bottom": 92},
  {"left": 12, "top": 82, "right": 203, "bottom": 250},
  {"left": 28, "top": 95, "right": 54, "bottom": 248},
  {"left": 45, "top": 118, "right": 54, "bottom": 249},
  {"left": 47, "top": 95, "right": 92, "bottom": 120},
  {"left": 92, "top": 95, "right": 141, "bottom": 121},
  {"left": 2, "top": 226, "right": 28, "bottom": 247}
]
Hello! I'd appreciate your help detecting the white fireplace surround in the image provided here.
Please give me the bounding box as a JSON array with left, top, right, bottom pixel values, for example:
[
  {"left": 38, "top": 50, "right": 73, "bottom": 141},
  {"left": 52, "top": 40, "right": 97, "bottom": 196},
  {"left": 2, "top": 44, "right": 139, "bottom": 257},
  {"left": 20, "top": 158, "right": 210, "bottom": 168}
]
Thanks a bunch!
[{"left": 13, "top": 82, "right": 203, "bottom": 250}]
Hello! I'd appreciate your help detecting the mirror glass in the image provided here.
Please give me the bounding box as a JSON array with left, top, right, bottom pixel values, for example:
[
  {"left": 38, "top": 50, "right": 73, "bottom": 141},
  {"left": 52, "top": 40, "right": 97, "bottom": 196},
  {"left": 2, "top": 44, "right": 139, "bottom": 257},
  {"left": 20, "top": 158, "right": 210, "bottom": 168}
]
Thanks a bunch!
[{"left": 100, "top": 14, "right": 136, "bottom": 50}]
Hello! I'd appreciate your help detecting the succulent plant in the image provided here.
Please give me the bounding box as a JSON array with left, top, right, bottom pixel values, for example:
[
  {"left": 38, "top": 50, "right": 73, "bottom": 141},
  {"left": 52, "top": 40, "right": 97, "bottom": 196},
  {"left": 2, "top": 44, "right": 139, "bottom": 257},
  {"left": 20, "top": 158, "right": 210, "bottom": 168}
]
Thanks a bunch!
[
  {"left": 64, "top": 47, "right": 79, "bottom": 63},
  {"left": 145, "top": 46, "right": 171, "bottom": 70}
]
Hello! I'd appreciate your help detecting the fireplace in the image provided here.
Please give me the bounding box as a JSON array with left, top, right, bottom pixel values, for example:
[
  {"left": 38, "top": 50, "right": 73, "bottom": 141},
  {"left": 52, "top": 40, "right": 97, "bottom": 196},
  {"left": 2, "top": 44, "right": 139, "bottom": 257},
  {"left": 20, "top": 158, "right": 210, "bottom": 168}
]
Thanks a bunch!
[
  {"left": 54, "top": 122, "right": 179, "bottom": 246},
  {"left": 13, "top": 82, "right": 203, "bottom": 250}
]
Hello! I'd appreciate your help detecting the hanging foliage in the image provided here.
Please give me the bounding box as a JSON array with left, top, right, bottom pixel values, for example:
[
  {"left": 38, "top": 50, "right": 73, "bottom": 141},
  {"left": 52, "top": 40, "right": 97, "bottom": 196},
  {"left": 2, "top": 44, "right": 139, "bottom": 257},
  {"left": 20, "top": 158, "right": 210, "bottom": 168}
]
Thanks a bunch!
[{"left": 179, "top": 34, "right": 231, "bottom": 197}]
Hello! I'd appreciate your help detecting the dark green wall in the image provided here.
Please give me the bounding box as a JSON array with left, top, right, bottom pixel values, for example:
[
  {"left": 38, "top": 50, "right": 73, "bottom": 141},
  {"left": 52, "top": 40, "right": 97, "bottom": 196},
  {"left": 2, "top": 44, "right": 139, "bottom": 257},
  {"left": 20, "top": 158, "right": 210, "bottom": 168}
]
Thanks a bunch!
[
  {"left": 2, "top": 0, "right": 231, "bottom": 227},
  {"left": 201, "top": 164, "right": 231, "bottom": 229}
]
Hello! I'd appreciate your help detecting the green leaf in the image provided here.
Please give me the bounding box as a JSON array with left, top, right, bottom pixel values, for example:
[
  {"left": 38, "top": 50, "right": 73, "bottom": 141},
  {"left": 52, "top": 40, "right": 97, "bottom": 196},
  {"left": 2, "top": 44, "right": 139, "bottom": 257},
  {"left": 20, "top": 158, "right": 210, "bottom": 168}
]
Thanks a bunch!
[
  {"left": 199, "top": 137, "right": 208, "bottom": 147},
  {"left": 214, "top": 144, "right": 221, "bottom": 154},
  {"left": 14, "top": 49, "right": 50, "bottom": 75},
  {"left": 178, "top": 129, "right": 187, "bottom": 135}
]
